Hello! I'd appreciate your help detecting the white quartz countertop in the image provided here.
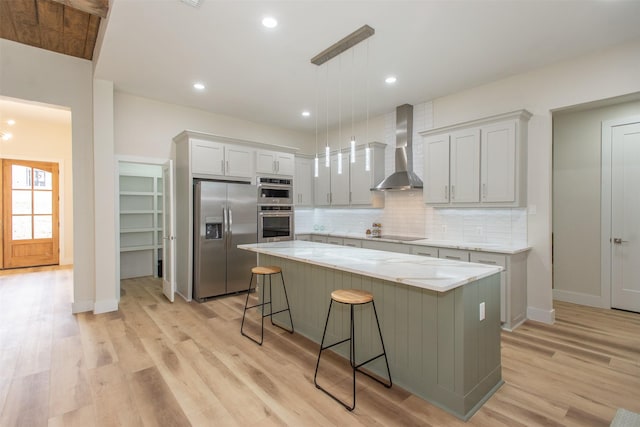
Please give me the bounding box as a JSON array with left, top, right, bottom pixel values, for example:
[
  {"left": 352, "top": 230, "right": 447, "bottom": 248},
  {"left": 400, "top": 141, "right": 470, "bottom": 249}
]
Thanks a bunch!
[
  {"left": 239, "top": 240, "right": 503, "bottom": 293},
  {"left": 300, "top": 232, "right": 530, "bottom": 255}
]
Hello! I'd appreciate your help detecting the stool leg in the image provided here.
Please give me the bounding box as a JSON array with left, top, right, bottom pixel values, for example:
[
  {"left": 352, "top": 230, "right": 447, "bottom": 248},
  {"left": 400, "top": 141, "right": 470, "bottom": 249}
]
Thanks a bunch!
[
  {"left": 241, "top": 272, "right": 266, "bottom": 346},
  {"left": 270, "top": 271, "right": 294, "bottom": 333},
  {"left": 314, "top": 299, "right": 333, "bottom": 387},
  {"left": 350, "top": 304, "right": 356, "bottom": 409},
  {"left": 359, "top": 300, "right": 392, "bottom": 388},
  {"left": 314, "top": 299, "right": 357, "bottom": 411},
  {"left": 240, "top": 273, "right": 254, "bottom": 340}
]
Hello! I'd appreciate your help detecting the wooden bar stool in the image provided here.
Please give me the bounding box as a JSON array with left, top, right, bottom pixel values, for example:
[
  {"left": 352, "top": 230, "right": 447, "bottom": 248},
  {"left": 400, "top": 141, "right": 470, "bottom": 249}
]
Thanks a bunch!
[
  {"left": 240, "top": 266, "right": 294, "bottom": 345},
  {"left": 313, "top": 289, "right": 392, "bottom": 411}
]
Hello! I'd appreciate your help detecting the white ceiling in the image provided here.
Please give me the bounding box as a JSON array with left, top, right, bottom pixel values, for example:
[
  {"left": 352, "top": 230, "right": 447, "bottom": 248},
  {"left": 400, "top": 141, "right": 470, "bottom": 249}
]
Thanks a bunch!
[{"left": 93, "top": 0, "right": 640, "bottom": 133}]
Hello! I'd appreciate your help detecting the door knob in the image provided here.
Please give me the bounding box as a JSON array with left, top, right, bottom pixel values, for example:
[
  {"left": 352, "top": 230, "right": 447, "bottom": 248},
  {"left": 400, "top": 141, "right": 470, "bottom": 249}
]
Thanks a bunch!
[{"left": 612, "top": 237, "right": 628, "bottom": 244}]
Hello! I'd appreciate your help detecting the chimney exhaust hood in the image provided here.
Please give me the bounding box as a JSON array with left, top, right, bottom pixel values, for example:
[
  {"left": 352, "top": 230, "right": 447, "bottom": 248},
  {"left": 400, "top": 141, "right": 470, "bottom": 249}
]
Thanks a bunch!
[{"left": 373, "top": 104, "right": 423, "bottom": 191}]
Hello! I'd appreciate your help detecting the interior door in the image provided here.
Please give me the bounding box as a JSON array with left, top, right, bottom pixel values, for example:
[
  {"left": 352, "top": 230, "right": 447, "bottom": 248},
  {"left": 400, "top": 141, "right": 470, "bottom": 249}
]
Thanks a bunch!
[
  {"left": 611, "top": 121, "right": 640, "bottom": 312},
  {"left": 162, "top": 160, "right": 176, "bottom": 302},
  {"left": 2, "top": 159, "right": 59, "bottom": 268}
]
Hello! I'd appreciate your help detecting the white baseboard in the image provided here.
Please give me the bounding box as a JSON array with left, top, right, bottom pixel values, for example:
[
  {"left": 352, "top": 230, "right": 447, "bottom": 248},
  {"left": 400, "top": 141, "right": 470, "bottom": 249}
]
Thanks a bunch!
[
  {"left": 72, "top": 299, "right": 94, "bottom": 314},
  {"left": 94, "top": 299, "right": 119, "bottom": 314},
  {"left": 552, "top": 289, "right": 605, "bottom": 308},
  {"left": 526, "top": 306, "right": 555, "bottom": 324}
]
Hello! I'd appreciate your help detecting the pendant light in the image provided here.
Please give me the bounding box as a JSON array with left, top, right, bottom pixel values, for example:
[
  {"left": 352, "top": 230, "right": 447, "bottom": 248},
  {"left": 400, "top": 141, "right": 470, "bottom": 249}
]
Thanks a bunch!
[
  {"left": 365, "top": 39, "right": 371, "bottom": 172},
  {"left": 325, "top": 63, "right": 330, "bottom": 167},
  {"left": 314, "top": 67, "right": 319, "bottom": 178},
  {"left": 337, "top": 55, "right": 343, "bottom": 175},
  {"left": 350, "top": 48, "right": 356, "bottom": 163}
]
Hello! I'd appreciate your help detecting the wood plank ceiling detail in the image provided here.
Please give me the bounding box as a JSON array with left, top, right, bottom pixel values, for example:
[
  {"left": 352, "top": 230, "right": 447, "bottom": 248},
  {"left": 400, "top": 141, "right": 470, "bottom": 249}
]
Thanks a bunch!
[{"left": 0, "top": 0, "right": 108, "bottom": 60}]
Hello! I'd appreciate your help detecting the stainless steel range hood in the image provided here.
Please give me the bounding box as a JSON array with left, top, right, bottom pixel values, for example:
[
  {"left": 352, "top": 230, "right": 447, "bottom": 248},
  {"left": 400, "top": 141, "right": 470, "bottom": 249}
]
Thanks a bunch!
[{"left": 373, "top": 104, "right": 424, "bottom": 191}]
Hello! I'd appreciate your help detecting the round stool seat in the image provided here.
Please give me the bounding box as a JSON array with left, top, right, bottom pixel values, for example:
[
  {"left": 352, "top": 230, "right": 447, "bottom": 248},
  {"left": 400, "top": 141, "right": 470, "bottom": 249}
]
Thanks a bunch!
[
  {"left": 251, "top": 266, "right": 281, "bottom": 275},
  {"left": 331, "top": 289, "right": 373, "bottom": 305}
]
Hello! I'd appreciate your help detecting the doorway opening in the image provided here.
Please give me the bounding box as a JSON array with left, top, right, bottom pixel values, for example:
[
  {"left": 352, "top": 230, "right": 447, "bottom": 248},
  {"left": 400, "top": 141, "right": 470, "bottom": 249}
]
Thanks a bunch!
[
  {"left": 0, "top": 97, "right": 72, "bottom": 272},
  {"left": 552, "top": 93, "right": 640, "bottom": 312}
]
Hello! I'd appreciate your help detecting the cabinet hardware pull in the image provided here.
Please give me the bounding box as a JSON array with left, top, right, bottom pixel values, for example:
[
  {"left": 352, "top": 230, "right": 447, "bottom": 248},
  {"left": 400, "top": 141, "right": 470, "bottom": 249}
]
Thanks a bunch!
[
  {"left": 451, "top": 185, "right": 455, "bottom": 200},
  {"left": 478, "top": 260, "right": 496, "bottom": 264},
  {"left": 221, "top": 160, "right": 224, "bottom": 173},
  {"left": 482, "top": 183, "right": 487, "bottom": 199},
  {"left": 444, "top": 185, "right": 448, "bottom": 200},
  {"left": 226, "top": 161, "right": 229, "bottom": 174},
  {"left": 445, "top": 256, "right": 460, "bottom": 260}
]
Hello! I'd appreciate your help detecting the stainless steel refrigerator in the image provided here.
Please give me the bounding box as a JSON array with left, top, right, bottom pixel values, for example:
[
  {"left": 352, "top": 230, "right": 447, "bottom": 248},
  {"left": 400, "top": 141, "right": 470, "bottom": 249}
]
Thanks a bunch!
[{"left": 194, "top": 180, "right": 257, "bottom": 301}]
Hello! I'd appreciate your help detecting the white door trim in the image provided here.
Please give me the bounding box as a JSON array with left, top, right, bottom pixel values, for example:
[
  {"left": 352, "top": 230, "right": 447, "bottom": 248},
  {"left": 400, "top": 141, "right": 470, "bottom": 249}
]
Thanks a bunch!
[{"left": 601, "top": 116, "right": 640, "bottom": 309}]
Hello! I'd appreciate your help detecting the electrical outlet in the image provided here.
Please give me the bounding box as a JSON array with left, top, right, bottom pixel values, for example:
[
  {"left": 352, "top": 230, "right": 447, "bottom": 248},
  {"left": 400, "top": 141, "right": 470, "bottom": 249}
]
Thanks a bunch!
[{"left": 479, "top": 302, "right": 485, "bottom": 321}]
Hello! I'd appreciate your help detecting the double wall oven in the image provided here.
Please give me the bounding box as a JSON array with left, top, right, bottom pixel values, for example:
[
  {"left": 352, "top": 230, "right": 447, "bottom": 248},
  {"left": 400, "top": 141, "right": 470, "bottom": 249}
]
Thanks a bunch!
[{"left": 257, "top": 177, "right": 294, "bottom": 242}]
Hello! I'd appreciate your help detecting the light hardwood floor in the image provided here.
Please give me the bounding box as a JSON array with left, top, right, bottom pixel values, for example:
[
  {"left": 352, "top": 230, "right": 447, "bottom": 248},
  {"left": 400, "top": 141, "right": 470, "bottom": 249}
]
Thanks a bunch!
[{"left": 1, "top": 268, "right": 639, "bottom": 426}]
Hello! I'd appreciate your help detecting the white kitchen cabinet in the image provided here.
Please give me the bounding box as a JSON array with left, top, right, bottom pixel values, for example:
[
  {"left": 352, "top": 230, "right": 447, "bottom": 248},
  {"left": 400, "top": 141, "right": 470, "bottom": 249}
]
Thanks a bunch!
[
  {"left": 438, "top": 248, "right": 470, "bottom": 262},
  {"left": 480, "top": 120, "right": 516, "bottom": 203},
  {"left": 421, "top": 110, "right": 531, "bottom": 207},
  {"left": 361, "top": 240, "right": 411, "bottom": 254},
  {"left": 191, "top": 138, "right": 254, "bottom": 179},
  {"left": 350, "top": 143, "right": 386, "bottom": 206},
  {"left": 450, "top": 128, "right": 480, "bottom": 203},
  {"left": 410, "top": 245, "right": 438, "bottom": 257},
  {"left": 342, "top": 238, "right": 363, "bottom": 248},
  {"left": 423, "top": 133, "right": 450, "bottom": 204},
  {"left": 330, "top": 152, "right": 350, "bottom": 206},
  {"left": 326, "top": 236, "right": 344, "bottom": 245},
  {"left": 314, "top": 155, "right": 331, "bottom": 206},
  {"left": 294, "top": 156, "right": 313, "bottom": 206},
  {"left": 257, "top": 150, "right": 295, "bottom": 176}
]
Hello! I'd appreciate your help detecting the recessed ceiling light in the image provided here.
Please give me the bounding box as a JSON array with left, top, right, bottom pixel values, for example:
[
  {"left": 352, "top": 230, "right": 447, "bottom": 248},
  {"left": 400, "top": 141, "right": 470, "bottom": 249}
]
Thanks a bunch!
[
  {"left": 193, "top": 82, "right": 205, "bottom": 90},
  {"left": 385, "top": 76, "right": 397, "bottom": 84},
  {"left": 7, "top": 119, "right": 16, "bottom": 126},
  {"left": 301, "top": 111, "right": 310, "bottom": 117},
  {"left": 262, "top": 16, "right": 278, "bottom": 28}
]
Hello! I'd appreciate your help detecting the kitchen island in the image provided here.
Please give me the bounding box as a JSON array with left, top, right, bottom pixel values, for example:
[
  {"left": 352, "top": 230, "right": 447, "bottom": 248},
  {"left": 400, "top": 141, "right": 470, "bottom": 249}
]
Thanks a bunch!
[{"left": 239, "top": 240, "right": 503, "bottom": 420}]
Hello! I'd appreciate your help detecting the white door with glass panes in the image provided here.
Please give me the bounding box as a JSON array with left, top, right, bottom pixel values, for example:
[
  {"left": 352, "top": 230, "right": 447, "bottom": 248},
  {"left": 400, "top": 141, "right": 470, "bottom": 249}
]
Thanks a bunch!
[{"left": 2, "top": 159, "right": 59, "bottom": 268}]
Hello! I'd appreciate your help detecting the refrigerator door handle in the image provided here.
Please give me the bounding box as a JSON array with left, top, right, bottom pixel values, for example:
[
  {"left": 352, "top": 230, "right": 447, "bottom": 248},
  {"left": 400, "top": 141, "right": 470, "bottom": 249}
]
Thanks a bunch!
[{"left": 228, "top": 207, "right": 233, "bottom": 250}]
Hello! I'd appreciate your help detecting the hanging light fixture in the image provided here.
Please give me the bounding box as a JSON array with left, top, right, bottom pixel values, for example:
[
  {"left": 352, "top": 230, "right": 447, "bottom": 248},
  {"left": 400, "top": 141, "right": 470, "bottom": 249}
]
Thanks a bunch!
[
  {"left": 337, "top": 55, "right": 343, "bottom": 175},
  {"left": 314, "top": 67, "right": 319, "bottom": 178},
  {"left": 350, "top": 48, "right": 356, "bottom": 163},
  {"left": 365, "top": 39, "right": 371, "bottom": 172},
  {"left": 325, "top": 63, "right": 330, "bottom": 167},
  {"left": 311, "top": 25, "right": 375, "bottom": 172}
]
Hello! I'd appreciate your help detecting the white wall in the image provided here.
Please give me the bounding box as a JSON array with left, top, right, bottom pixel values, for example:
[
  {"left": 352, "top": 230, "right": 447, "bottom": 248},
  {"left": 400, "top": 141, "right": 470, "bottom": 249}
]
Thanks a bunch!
[
  {"left": 553, "top": 99, "right": 640, "bottom": 306},
  {"left": 114, "top": 92, "right": 315, "bottom": 159},
  {"left": 0, "top": 39, "right": 95, "bottom": 313},
  {"left": 431, "top": 39, "right": 640, "bottom": 323},
  {"left": 0, "top": 106, "right": 74, "bottom": 265}
]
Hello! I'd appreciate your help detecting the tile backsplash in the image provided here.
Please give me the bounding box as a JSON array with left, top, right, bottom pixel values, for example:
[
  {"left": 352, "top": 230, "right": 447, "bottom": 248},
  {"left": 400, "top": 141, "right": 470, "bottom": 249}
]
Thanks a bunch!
[{"left": 296, "top": 194, "right": 527, "bottom": 247}]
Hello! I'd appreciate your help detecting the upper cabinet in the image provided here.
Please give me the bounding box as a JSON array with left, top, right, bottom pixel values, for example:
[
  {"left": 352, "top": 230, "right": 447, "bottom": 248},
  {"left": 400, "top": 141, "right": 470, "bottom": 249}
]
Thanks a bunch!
[
  {"left": 256, "top": 149, "right": 295, "bottom": 176},
  {"left": 309, "top": 142, "right": 386, "bottom": 208},
  {"left": 191, "top": 138, "right": 253, "bottom": 179},
  {"left": 421, "top": 110, "right": 531, "bottom": 207},
  {"left": 294, "top": 156, "right": 313, "bottom": 206},
  {"left": 350, "top": 143, "right": 386, "bottom": 206}
]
